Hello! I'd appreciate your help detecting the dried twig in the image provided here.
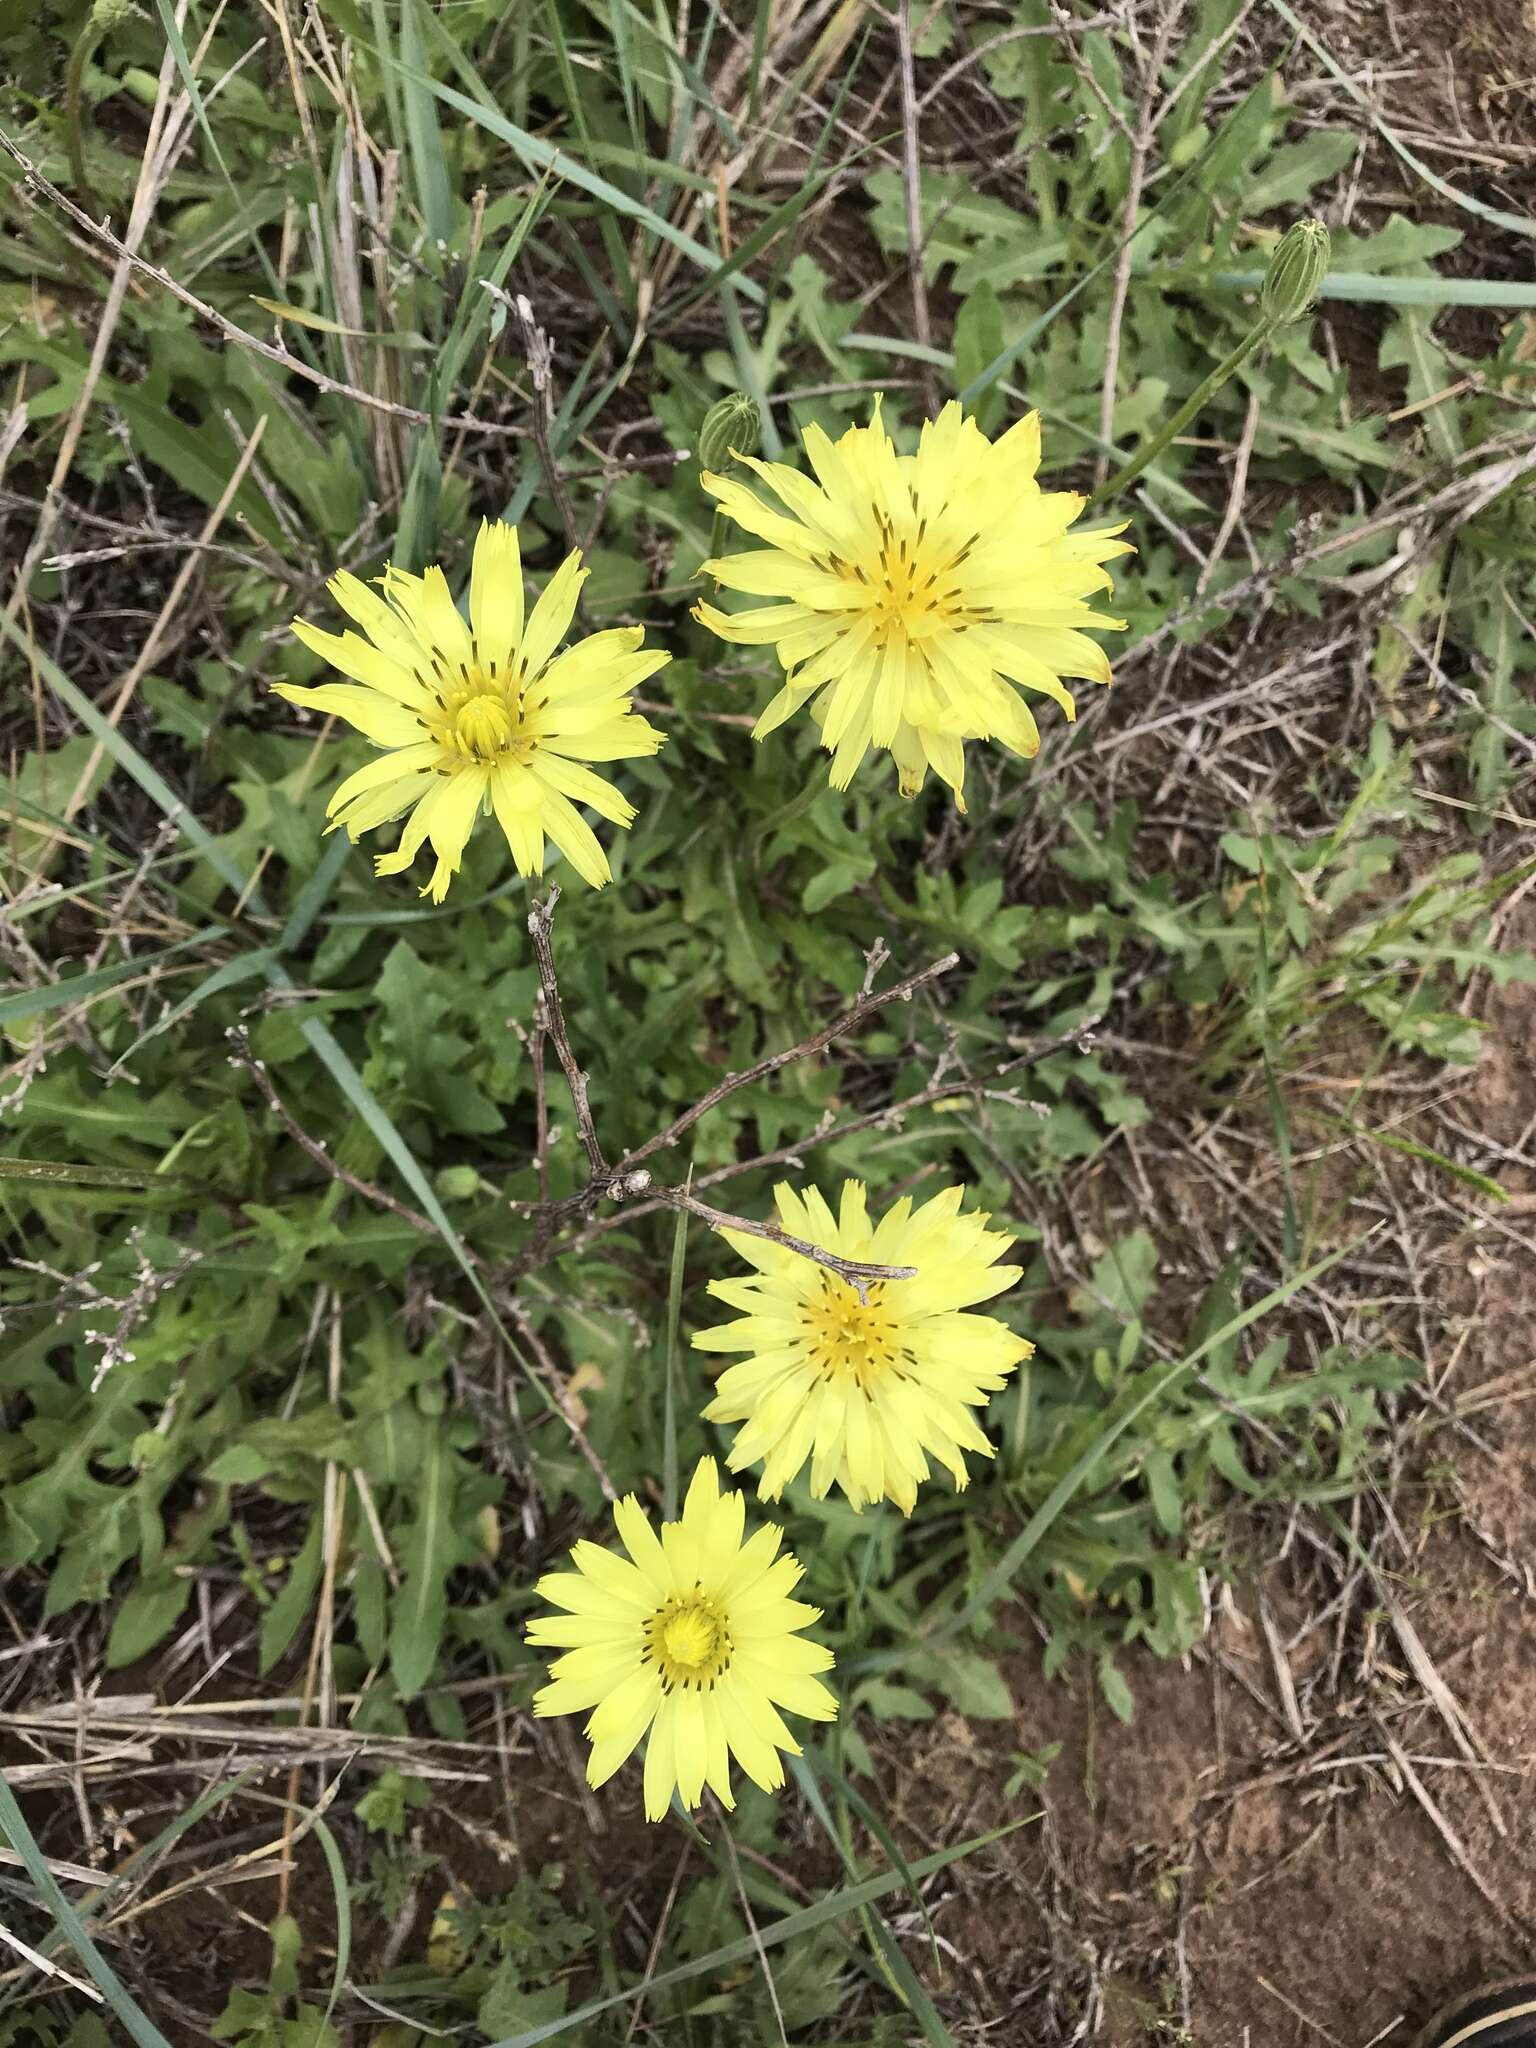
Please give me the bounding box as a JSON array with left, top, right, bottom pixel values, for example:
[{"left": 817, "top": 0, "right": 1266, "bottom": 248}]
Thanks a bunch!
[
  {"left": 534, "top": 1008, "right": 1106, "bottom": 1277},
  {"left": 521, "top": 895, "right": 945, "bottom": 1294},
  {"left": 645, "top": 1183, "right": 919, "bottom": 1287},
  {"left": 482, "top": 284, "right": 583, "bottom": 554},
  {"left": 1378, "top": 1727, "right": 1523, "bottom": 1933},
  {"left": 526, "top": 890, "right": 609, "bottom": 1181},
  {"left": 618, "top": 948, "right": 961, "bottom": 1175},
  {"left": 894, "top": 0, "right": 934, "bottom": 405}
]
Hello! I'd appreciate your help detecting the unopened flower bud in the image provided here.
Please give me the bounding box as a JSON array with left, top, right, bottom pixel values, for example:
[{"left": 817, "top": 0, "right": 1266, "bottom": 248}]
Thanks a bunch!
[
  {"left": 698, "top": 394, "right": 761, "bottom": 476},
  {"left": 1261, "top": 220, "right": 1330, "bottom": 326},
  {"left": 90, "top": 0, "right": 138, "bottom": 29}
]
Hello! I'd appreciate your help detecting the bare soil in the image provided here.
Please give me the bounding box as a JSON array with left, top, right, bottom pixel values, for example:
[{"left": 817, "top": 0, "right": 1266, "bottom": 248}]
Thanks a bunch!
[{"left": 881, "top": 913, "right": 1536, "bottom": 2047}]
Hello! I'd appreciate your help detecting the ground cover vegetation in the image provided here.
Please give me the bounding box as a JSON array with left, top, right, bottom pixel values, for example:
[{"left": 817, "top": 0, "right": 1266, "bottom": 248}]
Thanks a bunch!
[{"left": 2, "top": 0, "right": 1536, "bottom": 2038}]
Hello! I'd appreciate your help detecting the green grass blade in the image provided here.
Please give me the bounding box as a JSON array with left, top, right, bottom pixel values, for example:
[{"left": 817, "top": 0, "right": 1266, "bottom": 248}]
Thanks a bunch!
[
  {"left": 279, "top": 832, "right": 353, "bottom": 953},
  {"left": 400, "top": 0, "right": 456, "bottom": 243},
  {"left": 148, "top": 0, "right": 289, "bottom": 295},
  {"left": 1211, "top": 268, "right": 1536, "bottom": 308},
  {"left": 0, "top": 930, "right": 225, "bottom": 1027},
  {"left": 791, "top": 1752, "right": 958, "bottom": 2043},
  {"left": 1306, "top": 1111, "right": 1507, "bottom": 1201},
  {"left": 942, "top": 1237, "right": 1367, "bottom": 1639},
  {"left": 667, "top": 160, "right": 850, "bottom": 321},
  {"left": 0, "top": 1158, "right": 192, "bottom": 1190},
  {"left": 0, "top": 612, "right": 253, "bottom": 901},
  {"left": 482, "top": 1821, "right": 1027, "bottom": 2047},
  {"left": 661, "top": 1204, "right": 688, "bottom": 1519},
  {"left": 374, "top": 48, "right": 766, "bottom": 304},
  {"left": 0, "top": 1773, "right": 175, "bottom": 2048},
  {"left": 108, "top": 949, "right": 277, "bottom": 1072},
  {"left": 311, "top": 1815, "right": 353, "bottom": 2024}
]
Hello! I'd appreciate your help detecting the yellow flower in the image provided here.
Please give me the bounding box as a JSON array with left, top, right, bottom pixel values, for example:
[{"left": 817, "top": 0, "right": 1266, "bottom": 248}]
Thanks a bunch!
[
  {"left": 693, "top": 400, "right": 1131, "bottom": 810},
  {"left": 694, "top": 1180, "right": 1032, "bottom": 1514},
  {"left": 273, "top": 521, "right": 668, "bottom": 900},
  {"left": 528, "top": 1459, "right": 836, "bottom": 1821}
]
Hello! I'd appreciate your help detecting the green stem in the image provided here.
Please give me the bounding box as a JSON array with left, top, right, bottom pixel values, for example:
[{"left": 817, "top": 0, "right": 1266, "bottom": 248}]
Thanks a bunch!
[{"left": 1089, "top": 316, "right": 1277, "bottom": 509}]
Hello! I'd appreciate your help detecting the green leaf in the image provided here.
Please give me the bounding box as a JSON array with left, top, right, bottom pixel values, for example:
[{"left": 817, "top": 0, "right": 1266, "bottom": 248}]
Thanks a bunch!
[
  {"left": 260, "top": 1518, "right": 325, "bottom": 1675},
  {"left": 914, "top": 1650, "right": 1013, "bottom": 1719},
  {"left": 389, "top": 1424, "right": 454, "bottom": 1696},
  {"left": 1098, "top": 1656, "right": 1135, "bottom": 1723},
  {"left": 106, "top": 1574, "right": 193, "bottom": 1668},
  {"left": 1243, "top": 130, "right": 1356, "bottom": 211}
]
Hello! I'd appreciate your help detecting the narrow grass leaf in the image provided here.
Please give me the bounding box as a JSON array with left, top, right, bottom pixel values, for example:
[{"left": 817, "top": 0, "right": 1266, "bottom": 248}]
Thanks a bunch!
[
  {"left": 108, "top": 949, "right": 276, "bottom": 1072},
  {"left": 400, "top": 0, "right": 456, "bottom": 243},
  {"left": 484, "top": 1823, "right": 1027, "bottom": 2046},
  {"left": 310, "top": 1815, "right": 353, "bottom": 2024},
  {"left": 794, "top": 1753, "right": 962, "bottom": 2039},
  {"left": 943, "top": 1237, "right": 1368, "bottom": 1638},
  {"left": 0, "top": 1774, "right": 175, "bottom": 2048},
  {"left": 0, "top": 1158, "right": 192, "bottom": 1190},
  {"left": 1306, "top": 1112, "right": 1507, "bottom": 1201},
  {"left": 661, "top": 1204, "right": 688, "bottom": 1520},
  {"left": 800, "top": 1748, "right": 942, "bottom": 1969},
  {"left": 375, "top": 52, "right": 766, "bottom": 304},
  {"left": 1211, "top": 268, "right": 1536, "bottom": 308},
  {"left": 0, "top": 931, "right": 224, "bottom": 1027}
]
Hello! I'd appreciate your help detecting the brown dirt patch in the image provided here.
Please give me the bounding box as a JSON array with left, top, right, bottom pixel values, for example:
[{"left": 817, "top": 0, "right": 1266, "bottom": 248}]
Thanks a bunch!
[
  {"left": 880, "top": 907, "right": 1536, "bottom": 2048},
  {"left": 1341, "top": 0, "right": 1536, "bottom": 147}
]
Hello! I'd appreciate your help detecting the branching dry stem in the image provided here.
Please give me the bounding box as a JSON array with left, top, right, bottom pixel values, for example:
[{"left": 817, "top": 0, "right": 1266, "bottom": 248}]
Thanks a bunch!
[{"left": 520, "top": 891, "right": 948, "bottom": 1294}]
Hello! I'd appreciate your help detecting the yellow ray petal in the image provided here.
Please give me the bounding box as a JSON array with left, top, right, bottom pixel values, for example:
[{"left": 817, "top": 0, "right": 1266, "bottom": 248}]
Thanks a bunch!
[{"left": 469, "top": 518, "right": 524, "bottom": 661}]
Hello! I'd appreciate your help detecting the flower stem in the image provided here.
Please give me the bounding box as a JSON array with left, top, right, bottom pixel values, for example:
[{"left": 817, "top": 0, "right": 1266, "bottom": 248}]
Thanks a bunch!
[{"left": 1088, "top": 316, "right": 1278, "bottom": 509}]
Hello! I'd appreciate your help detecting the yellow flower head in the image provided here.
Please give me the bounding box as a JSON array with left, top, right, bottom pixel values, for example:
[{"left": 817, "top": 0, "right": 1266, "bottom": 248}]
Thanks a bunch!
[
  {"left": 273, "top": 521, "right": 668, "bottom": 900},
  {"left": 694, "top": 1180, "right": 1032, "bottom": 1515},
  {"left": 693, "top": 400, "right": 1131, "bottom": 811},
  {"left": 528, "top": 1458, "right": 836, "bottom": 1821}
]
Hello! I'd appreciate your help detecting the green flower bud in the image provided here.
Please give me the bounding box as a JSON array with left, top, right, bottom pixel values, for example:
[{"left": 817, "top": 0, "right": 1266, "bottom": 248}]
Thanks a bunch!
[
  {"left": 1260, "top": 219, "right": 1330, "bottom": 326},
  {"left": 698, "top": 394, "right": 761, "bottom": 476},
  {"left": 90, "top": 0, "right": 138, "bottom": 29}
]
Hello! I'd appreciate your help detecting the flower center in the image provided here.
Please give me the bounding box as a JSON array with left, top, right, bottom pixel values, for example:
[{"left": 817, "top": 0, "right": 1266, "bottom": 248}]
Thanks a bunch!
[
  {"left": 818, "top": 512, "right": 997, "bottom": 651},
  {"left": 645, "top": 1593, "right": 733, "bottom": 1690},
  {"left": 452, "top": 693, "right": 515, "bottom": 760},
  {"left": 873, "top": 534, "right": 938, "bottom": 637},
  {"left": 802, "top": 1275, "right": 909, "bottom": 1394},
  {"left": 663, "top": 1609, "right": 715, "bottom": 1667}
]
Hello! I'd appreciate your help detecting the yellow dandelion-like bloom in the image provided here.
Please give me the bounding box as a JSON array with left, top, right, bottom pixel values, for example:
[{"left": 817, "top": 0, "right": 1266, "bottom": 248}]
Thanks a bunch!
[
  {"left": 692, "top": 400, "right": 1131, "bottom": 810},
  {"left": 528, "top": 1458, "right": 836, "bottom": 1821},
  {"left": 694, "top": 1180, "right": 1032, "bottom": 1515},
  {"left": 273, "top": 521, "right": 668, "bottom": 900}
]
